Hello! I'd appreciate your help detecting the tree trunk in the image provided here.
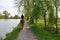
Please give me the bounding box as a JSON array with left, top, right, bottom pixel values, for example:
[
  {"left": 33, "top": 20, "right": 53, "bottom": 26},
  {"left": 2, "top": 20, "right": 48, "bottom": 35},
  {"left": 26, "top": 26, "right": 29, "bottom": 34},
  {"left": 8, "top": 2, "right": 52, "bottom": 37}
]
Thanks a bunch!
[
  {"left": 56, "top": 7, "right": 58, "bottom": 34},
  {"left": 30, "top": 16, "right": 34, "bottom": 24},
  {"left": 43, "top": 10, "right": 46, "bottom": 29}
]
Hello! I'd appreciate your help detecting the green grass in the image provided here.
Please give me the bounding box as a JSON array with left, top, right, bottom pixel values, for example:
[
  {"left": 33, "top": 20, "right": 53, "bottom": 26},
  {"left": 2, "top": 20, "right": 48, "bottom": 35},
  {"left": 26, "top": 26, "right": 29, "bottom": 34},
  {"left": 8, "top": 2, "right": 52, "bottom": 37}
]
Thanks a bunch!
[
  {"left": 30, "top": 24, "right": 60, "bottom": 40},
  {"left": 4, "top": 23, "right": 21, "bottom": 40}
]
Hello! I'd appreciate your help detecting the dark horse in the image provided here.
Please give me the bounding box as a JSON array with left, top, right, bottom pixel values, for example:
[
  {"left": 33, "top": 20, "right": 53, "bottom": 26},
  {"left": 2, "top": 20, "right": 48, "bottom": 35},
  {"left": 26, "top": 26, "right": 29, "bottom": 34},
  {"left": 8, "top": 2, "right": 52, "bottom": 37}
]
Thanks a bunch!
[{"left": 20, "top": 14, "right": 25, "bottom": 29}]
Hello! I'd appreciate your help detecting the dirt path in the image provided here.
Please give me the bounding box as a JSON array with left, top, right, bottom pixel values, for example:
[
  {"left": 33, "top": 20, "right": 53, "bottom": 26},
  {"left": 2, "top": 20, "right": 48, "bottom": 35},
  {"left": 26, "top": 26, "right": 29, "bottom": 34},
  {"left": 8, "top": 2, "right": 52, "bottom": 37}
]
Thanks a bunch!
[{"left": 16, "top": 23, "right": 37, "bottom": 40}]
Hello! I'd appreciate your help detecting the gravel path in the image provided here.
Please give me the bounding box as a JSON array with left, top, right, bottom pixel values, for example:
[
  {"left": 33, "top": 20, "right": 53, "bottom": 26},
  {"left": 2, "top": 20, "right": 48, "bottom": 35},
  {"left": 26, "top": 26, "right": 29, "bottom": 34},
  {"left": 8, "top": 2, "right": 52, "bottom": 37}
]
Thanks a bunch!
[{"left": 16, "top": 23, "right": 37, "bottom": 40}]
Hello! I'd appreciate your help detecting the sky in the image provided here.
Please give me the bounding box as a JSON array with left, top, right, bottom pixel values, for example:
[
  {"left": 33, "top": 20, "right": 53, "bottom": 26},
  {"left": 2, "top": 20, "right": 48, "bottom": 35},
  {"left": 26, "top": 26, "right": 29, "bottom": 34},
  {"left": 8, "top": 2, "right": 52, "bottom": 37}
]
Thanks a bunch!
[{"left": 0, "top": 0, "right": 18, "bottom": 16}]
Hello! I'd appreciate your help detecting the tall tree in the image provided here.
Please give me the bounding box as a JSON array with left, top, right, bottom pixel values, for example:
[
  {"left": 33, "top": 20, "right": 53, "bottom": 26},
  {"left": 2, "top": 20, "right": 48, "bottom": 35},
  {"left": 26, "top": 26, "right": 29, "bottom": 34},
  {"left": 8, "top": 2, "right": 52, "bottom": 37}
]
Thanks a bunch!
[
  {"left": 40, "top": 0, "right": 47, "bottom": 29},
  {"left": 53, "top": 0, "right": 60, "bottom": 33},
  {"left": 44, "top": 0, "right": 55, "bottom": 30},
  {"left": 3, "top": 10, "right": 10, "bottom": 19}
]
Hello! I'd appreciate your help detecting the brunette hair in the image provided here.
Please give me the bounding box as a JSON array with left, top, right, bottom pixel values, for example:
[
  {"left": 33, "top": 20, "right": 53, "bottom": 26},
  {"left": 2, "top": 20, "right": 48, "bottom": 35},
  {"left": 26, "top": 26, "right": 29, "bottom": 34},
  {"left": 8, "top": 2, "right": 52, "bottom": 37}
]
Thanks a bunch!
[{"left": 21, "top": 14, "right": 24, "bottom": 19}]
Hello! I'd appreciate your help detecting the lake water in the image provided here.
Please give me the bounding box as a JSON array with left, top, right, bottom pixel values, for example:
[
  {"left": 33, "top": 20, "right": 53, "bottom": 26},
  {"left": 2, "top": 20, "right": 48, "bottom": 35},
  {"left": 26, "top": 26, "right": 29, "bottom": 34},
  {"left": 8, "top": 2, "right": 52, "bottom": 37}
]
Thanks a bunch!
[{"left": 0, "top": 19, "right": 20, "bottom": 39}]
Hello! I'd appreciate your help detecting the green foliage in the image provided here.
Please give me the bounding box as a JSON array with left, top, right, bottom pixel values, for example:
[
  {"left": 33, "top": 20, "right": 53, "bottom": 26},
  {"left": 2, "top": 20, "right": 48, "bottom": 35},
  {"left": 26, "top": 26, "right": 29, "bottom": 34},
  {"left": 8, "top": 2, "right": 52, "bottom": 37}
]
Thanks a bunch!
[
  {"left": 14, "top": 0, "right": 41, "bottom": 22},
  {"left": 4, "top": 23, "right": 21, "bottom": 40},
  {"left": 32, "top": 5, "right": 40, "bottom": 21},
  {"left": 48, "top": 6, "right": 55, "bottom": 27}
]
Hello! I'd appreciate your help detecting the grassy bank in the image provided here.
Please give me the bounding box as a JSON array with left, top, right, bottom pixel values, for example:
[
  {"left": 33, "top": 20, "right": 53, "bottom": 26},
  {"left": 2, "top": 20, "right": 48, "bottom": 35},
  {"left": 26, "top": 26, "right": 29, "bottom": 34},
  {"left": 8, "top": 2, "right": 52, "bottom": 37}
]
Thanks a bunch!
[
  {"left": 4, "top": 23, "right": 21, "bottom": 40},
  {"left": 30, "top": 24, "right": 60, "bottom": 40}
]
